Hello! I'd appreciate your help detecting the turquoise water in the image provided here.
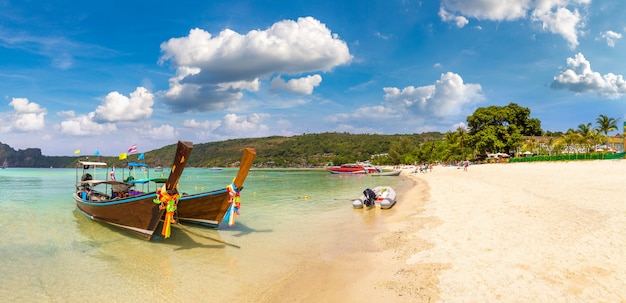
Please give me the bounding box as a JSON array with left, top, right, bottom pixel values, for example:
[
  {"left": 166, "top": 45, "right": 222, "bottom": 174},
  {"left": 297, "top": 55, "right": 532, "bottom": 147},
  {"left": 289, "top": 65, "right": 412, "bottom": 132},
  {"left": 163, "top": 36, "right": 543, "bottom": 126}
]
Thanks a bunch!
[{"left": 0, "top": 167, "right": 409, "bottom": 302}]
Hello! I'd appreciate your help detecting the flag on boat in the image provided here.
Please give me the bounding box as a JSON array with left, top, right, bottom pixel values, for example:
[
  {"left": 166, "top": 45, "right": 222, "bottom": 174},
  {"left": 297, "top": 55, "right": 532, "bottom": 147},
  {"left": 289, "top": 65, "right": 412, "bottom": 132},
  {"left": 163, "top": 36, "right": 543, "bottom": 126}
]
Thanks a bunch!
[
  {"left": 119, "top": 152, "right": 127, "bottom": 160},
  {"left": 110, "top": 166, "right": 116, "bottom": 181},
  {"left": 94, "top": 150, "right": 100, "bottom": 156},
  {"left": 74, "top": 149, "right": 80, "bottom": 155},
  {"left": 138, "top": 153, "right": 145, "bottom": 160},
  {"left": 127, "top": 144, "right": 137, "bottom": 154}
]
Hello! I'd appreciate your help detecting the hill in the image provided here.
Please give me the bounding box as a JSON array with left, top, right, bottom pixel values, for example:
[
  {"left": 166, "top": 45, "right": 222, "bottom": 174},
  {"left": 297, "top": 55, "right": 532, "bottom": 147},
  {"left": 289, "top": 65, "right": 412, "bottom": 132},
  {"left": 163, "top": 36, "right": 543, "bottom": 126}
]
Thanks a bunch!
[{"left": 0, "top": 132, "right": 443, "bottom": 168}]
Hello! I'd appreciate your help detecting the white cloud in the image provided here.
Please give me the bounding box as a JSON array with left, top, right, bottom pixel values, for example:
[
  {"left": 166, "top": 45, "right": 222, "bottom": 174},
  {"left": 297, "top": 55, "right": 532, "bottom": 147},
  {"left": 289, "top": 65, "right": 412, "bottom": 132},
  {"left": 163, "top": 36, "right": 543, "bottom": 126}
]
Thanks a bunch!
[
  {"left": 57, "top": 110, "right": 75, "bottom": 118},
  {"left": 440, "top": 0, "right": 590, "bottom": 49},
  {"left": 57, "top": 87, "right": 153, "bottom": 136},
  {"left": 3, "top": 98, "right": 47, "bottom": 132},
  {"left": 374, "top": 32, "right": 391, "bottom": 40},
  {"left": 159, "top": 16, "right": 352, "bottom": 112},
  {"left": 531, "top": 3, "right": 584, "bottom": 49},
  {"left": 439, "top": 7, "right": 469, "bottom": 28},
  {"left": 183, "top": 118, "right": 220, "bottom": 129},
  {"left": 93, "top": 87, "right": 154, "bottom": 122},
  {"left": 135, "top": 124, "right": 179, "bottom": 140},
  {"left": 551, "top": 52, "right": 626, "bottom": 99},
  {"left": 441, "top": 0, "right": 531, "bottom": 21},
  {"left": 59, "top": 112, "right": 117, "bottom": 136},
  {"left": 270, "top": 74, "right": 322, "bottom": 94},
  {"left": 598, "top": 30, "right": 622, "bottom": 47},
  {"left": 326, "top": 105, "right": 401, "bottom": 123},
  {"left": 383, "top": 72, "right": 484, "bottom": 118},
  {"left": 213, "top": 113, "right": 270, "bottom": 137}
]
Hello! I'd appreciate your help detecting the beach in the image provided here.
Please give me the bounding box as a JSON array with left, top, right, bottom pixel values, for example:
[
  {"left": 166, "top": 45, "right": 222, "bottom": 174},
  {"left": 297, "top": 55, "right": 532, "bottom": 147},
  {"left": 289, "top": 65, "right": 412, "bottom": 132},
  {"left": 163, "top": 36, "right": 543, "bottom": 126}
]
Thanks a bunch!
[{"left": 256, "top": 160, "right": 626, "bottom": 302}]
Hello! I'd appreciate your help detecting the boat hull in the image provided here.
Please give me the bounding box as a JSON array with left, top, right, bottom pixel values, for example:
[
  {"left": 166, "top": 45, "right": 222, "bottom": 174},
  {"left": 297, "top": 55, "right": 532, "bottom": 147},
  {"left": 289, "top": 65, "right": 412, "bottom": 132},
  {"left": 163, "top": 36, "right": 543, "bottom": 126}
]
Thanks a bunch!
[
  {"left": 328, "top": 169, "right": 367, "bottom": 175},
  {"left": 369, "top": 170, "right": 401, "bottom": 176},
  {"left": 176, "top": 189, "right": 231, "bottom": 227},
  {"left": 73, "top": 193, "right": 164, "bottom": 239},
  {"left": 327, "top": 163, "right": 379, "bottom": 174},
  {"left": 74, "top": 188, "right": 236, "bottom": 238}
]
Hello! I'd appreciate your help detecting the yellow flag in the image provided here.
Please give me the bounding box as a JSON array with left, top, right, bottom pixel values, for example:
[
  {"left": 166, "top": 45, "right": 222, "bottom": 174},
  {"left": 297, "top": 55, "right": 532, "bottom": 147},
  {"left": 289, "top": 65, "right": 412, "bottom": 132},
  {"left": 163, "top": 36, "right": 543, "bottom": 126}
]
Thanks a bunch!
[
  {"left": 74, "top": 149, "right": 80, "bottom": 155},
  {"left": 119, "top": 152, "right": 127, "bottom": 160}
]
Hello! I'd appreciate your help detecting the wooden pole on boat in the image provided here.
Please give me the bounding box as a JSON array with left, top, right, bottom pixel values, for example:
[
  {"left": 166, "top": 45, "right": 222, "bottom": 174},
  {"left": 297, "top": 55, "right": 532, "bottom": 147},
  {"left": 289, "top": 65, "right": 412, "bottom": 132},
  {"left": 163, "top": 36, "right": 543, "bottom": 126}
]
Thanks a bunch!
[
  {"left": 165, "top": 141, "right": 193, "bottom": 193},
  {"left": 233, "top": 148, "right": 256, "bottom": 190}
]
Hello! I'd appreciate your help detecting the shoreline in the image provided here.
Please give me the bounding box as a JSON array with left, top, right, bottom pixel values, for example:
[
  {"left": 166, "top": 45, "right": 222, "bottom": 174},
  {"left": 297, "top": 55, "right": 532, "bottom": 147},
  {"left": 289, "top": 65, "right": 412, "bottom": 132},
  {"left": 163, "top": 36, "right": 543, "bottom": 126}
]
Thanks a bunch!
[
  {"left": 253, "top": 160, "right": 626, "bottom": 302},
  {"left": 253, "top": 168, "right": 440, "bottom": 302}
]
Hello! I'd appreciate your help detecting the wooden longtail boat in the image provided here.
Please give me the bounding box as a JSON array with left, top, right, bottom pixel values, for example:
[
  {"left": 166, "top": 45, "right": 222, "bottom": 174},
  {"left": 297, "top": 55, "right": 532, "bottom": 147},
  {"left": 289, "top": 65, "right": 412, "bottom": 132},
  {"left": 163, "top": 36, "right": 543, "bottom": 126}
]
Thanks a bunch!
[
  {"left": 73, "top": 141, "right": 256, "bottom": 240},
  {"left": 177, "top": 148, "right": 255, "bottom": 227}
]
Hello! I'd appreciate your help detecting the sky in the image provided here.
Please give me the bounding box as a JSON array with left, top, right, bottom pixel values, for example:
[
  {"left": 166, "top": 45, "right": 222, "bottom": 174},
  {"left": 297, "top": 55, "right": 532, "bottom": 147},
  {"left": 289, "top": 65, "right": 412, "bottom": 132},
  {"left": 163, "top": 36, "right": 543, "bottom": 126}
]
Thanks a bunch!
[{"left": 1, "top": 0, "right": 625, "bottom": 156}]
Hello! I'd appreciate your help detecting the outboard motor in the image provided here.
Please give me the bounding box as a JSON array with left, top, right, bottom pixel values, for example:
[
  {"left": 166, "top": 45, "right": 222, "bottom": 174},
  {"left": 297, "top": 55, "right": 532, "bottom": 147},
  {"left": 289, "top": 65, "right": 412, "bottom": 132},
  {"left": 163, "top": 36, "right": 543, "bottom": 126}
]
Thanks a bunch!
[{"left": 363, "top": 188, "right": 377, "bottom": 207}]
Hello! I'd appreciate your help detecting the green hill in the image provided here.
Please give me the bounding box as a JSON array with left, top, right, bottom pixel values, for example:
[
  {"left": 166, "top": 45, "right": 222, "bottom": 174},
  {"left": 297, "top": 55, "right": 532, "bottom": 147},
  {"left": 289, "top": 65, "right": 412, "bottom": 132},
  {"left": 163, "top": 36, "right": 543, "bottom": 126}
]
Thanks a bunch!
[{"left": 0, "top": 132, "right": 443, "bottom": 168}]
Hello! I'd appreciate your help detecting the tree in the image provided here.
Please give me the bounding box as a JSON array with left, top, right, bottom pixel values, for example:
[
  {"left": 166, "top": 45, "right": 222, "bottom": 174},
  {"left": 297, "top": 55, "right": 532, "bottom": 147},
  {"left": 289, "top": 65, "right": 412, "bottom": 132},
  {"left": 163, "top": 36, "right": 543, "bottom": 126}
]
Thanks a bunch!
[
  {"left": 576, "top": 122, "right": 597, "bottom": 156},
  {"left": 595, "top": 114, "right": 621, "bottom": 152},
  {"left": 562, "top": 128, "right": 582, "bottom": 159},
  {"left": 388, "top": 137, "right": 416, "bottom": 164},
  {"left": 466, "top": 103, "right": 541, "bottom": 157}
]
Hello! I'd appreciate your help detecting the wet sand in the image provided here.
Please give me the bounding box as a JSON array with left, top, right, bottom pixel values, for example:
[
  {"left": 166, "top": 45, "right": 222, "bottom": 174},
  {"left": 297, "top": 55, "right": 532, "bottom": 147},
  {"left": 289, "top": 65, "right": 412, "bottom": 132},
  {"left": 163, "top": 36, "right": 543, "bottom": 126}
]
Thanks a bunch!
[{"left": 254, "top": 160, "right": 626, "bottom": 302}]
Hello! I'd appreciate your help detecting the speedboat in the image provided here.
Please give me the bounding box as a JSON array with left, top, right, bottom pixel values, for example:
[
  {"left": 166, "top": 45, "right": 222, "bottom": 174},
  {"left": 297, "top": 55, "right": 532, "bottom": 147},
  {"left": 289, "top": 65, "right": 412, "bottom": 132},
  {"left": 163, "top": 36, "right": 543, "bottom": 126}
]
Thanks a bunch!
[{"left": 327, "top": 163, "right": 380, "bottom": 174}]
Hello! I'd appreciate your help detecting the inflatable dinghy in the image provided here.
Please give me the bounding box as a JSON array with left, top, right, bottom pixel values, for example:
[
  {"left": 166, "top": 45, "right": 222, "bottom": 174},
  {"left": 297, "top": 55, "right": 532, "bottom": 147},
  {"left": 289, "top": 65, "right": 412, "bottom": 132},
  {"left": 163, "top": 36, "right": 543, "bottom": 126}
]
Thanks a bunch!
[{"left": 352, "top": 186, "right": 396, "bottom": 209}]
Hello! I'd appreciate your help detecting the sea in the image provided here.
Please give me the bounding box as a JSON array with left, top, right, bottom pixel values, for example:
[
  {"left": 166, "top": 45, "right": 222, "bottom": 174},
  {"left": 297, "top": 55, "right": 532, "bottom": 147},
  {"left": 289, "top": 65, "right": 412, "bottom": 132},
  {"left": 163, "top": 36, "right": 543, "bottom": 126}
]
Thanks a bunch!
[{"left": 0, "top": 167, "right": 411, "bottom": 302}]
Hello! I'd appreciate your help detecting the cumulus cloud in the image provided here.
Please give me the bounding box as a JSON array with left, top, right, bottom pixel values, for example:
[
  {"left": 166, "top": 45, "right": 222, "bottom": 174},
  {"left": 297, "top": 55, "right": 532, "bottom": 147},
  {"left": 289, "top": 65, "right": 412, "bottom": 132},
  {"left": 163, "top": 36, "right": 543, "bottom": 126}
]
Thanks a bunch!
[
  {"left": 214, "top": 113, "right": 270, "bottom": 136},
  {"left": 93, "top": 87, "right": 154, "bottom": 122},
  {"left": 135, "top": 124, "right": 179, "bottom": 140},
  {"left": 531, "top": 3, "right": 585, "bottom": 49},
  {"left": 598, "top": 30, "right": 622, "bottom": 47},
  {"left": 57, "top": 110, "right": 76, "bottom": 118},
  {"left": 182, "top": 113, "right": 271, "bottom": 138},
  {"left": 439, "top": 7, "right": 469, "bottom": 28},
  {"left": 58, "top": 87, "right": 153, "bottom": 136},
  {"left": 183, "top": 118, "right": 220, "bottom": 129},
  {"left": 551, "top": 52, "right": 626, "bottom": 99},
  {"left": 383, "top": 72, "right": 484, "bottom": 117},
  {"left": 326, "top": 105, "right": 401, "bottom": 123},
  {"left": 440, "top": 0, "right": 531, "bottom": 21},
  {"left": 3, "top": 98, "right": 47, "bottom": 132},
  {"left": 159, "top": 16, "right": 352, "bottom": 112},
  {"left": 269, "top": 74, "right": 322, "bottom": 94},
  {"left": 440, "top": 0, "right": 590, "bottom": 49},
  {"left": 59, "top": 112, "right": 116, "bottom": 136}
]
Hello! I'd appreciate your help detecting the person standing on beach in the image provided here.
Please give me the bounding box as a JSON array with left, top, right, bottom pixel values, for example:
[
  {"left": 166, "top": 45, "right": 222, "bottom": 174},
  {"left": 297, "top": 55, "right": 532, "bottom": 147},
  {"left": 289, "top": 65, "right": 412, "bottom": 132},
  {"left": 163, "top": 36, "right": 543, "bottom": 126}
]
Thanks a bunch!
[{"left": 463, "top": 160, "right": 469, "bottom": 171}]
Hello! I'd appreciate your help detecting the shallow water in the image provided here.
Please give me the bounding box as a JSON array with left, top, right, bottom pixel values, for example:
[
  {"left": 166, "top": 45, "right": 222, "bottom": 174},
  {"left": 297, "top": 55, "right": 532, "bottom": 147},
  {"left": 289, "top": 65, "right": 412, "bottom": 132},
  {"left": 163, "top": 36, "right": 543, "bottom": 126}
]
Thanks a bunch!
[{"left": 0, "top": 167, "right": 409, "bottom": 302}]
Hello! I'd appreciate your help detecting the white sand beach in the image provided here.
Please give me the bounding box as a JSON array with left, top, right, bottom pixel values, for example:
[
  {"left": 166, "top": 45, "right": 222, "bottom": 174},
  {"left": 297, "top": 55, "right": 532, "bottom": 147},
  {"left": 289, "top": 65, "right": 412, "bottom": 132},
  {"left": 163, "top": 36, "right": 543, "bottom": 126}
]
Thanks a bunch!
[{"left": 256, "top": 160, "right": 626, "bottom": 302}]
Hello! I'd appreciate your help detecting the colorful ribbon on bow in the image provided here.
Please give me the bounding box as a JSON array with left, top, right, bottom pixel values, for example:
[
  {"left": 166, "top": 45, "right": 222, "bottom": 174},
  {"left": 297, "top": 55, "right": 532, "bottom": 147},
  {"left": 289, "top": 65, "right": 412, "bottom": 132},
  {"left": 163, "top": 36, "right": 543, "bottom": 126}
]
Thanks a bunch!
[
  {"left": 154, "top": 184, "right": 179, "bottom": 238},
  {"left": 223, "top": 181, "right": 241, "bottom": 226}
]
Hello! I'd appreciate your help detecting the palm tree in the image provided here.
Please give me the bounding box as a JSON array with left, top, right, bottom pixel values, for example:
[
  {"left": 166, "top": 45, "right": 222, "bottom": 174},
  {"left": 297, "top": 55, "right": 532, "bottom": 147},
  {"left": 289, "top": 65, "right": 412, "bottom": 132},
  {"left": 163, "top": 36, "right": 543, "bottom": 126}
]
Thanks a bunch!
[
  {"left": 576, "top": 123, "right": 595, "bottom": 157},
  {"left": 595, "top": 114, "right": 621, "bottom": 153},
  {"left": 563, "top": 128, "right": 582, "bottom": 159}
]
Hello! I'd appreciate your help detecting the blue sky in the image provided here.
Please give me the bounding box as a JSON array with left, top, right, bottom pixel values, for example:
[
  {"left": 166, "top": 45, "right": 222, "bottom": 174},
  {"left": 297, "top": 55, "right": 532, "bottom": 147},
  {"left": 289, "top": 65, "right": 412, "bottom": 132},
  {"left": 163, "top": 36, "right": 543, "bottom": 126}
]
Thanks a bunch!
[{"left": 1, "top": 0, "right": 625, "bottom": 156}]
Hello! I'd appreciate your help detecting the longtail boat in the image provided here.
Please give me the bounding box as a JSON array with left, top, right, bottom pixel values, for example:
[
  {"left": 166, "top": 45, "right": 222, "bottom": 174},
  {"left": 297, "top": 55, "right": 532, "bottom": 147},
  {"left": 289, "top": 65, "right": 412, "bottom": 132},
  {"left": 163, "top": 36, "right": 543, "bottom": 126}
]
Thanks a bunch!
[{"left": 73, "top": 141, "right": 256, "bottom": 240}]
